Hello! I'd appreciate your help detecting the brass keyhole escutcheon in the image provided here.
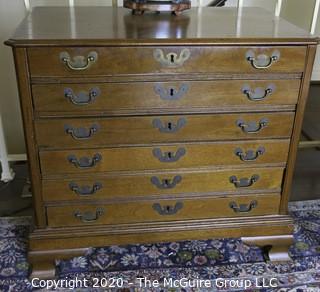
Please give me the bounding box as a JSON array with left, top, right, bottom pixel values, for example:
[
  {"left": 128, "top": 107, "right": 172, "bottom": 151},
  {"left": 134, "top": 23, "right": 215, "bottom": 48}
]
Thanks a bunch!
[
  {"left": 153, "top": 48, "right": 191, "bottom": 68},
  {"left": 154, "top": 84, "right": 189, "bottom": 100}
]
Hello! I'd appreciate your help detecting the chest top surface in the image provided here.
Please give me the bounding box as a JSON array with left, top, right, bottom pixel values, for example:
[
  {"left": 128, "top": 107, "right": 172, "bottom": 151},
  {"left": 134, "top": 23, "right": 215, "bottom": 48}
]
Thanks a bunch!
[{"left": 6, "top": 7, "right": 318, "bottom": 46}]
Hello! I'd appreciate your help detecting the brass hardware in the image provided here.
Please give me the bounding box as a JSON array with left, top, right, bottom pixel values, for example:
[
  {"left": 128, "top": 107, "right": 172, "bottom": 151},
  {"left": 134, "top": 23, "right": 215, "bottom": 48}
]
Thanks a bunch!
[
  {"left": 229, "top": 200, "right": 258, "bottom": 213},
  {"left": 152, "top": 202, "right": 183, "bottom": 215},
  {"left": 67, "top": 153, "right": 102, "bottom": 169},
  {"left": 151, "top": 175, "right": 182, "bottom": 189},
  {"left": 154, "top": 83, "right": 189, "bottom": 100},
  {"left": 64, "top": 124, "right": 99, "bottom": 140},
  {"left": 235, "top": 146, "right": 265, "bottom": 162},
  {"left": 242, "top": 84, "right": 275, "bottom": 101},
  {"left": 64, "top": 87, "right": 100, "bottom": 105},
  {"left": 236, "top": 118, "right": 269, "bottom": 134},
  {"left": 60, "top": 51, "right": 98, "bottom": 71},
  {"left": 246, "top": 50, "right": 280, "bottom": 69},
  {"left": 69, "top": 182, "right": 102, "bottom": 196},
  {"left": 152, "top": 148, "right": 186, "bottom": 162},
  {"left": 153, "top": 48, "right": 191, "bottom": 68},
  {"left": 152, "top": 118, "right": 186, "bottom": 133},
  {"left": 74, "top": 208, "right": 104, "bottom": 223},
  {"left": 229, "top": 174, "right": 259, "bottom": 188}
]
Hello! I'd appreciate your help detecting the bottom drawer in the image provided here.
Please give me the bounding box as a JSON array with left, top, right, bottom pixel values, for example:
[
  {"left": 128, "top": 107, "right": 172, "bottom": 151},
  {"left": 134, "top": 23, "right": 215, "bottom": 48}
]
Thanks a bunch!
[
  {"left": 42, "top": 167, "right": 284, "bottom": 201},
  {"left": 46, "top": 194, "right": 280, "bottom": 227}
]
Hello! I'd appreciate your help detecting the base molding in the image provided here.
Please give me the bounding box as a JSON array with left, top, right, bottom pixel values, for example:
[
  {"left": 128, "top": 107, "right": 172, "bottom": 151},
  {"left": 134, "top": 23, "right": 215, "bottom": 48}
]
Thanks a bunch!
[{"left": 28, "top": 215, "right": 294, "bottom": 279}]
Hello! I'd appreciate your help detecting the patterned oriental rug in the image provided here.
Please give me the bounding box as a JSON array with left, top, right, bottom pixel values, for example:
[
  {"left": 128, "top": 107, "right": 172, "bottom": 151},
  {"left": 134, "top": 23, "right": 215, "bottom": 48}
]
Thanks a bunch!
[{"left": 0, "top": 200, "right": 319, "bottom": 291}]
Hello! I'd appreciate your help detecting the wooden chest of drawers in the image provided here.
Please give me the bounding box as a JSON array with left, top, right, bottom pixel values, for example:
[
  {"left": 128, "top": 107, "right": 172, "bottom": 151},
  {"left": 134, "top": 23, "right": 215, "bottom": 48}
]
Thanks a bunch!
[{"left": 6, "top": 7, "right": 318, "bottom": 278}]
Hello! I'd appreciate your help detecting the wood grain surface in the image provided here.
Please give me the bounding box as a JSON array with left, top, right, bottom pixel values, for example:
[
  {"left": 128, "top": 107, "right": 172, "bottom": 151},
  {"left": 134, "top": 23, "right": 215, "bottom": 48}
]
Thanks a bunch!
[
  {"left": 35, "top": 113, "right": 294, "bottom": 148},
  {"left": 39, "top": 140, "right": 290, "bottom": 175},
  {"left": 32, "top": 79, "right": 301, "bottom": 116},
  {"left": 46, "top": 193, "right": 280, "bottom": 227},
  {"left": 42, "top": 167, "right": 284, "bottom": 202},
  {"left": 27, "top": 46, "right": 306, "bottom": 77}
]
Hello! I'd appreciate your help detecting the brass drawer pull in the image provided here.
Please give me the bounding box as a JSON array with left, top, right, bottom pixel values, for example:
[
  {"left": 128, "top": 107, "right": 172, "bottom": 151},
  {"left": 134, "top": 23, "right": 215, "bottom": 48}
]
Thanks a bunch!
[
  {"left": 60, "top": 51, "right": 98, "bottom": 71},
  {"left": 69, "top": 182, "right": 102, "bottom": 196},
  {"left": 153, "top": 48, "right": 191, "bottom": 68},
  {"left": 151, "top": 175, "right": 182, "bottom": 189},
  {"left": 153, "top": 147, "right": 186, "bottom": 163},
  {"left": 64, "top": 87, "right": 100, "bottom": 105},
  {"left": 229, "top": 200, "right": 258, "bottom": 213},
  {"left": 242, "top": 84, "right": 275, "bottom": 101},
  {"left": 152, "top": 118, "right": 186, "bottom": 133},
  {"left": 64, "top": 124, "right": 99, "bottom": 140},
  {"left": 229, "top": 174, "right": 259, "bottom": 188},
  {"left": 154, "top": 83, "right": 189, "bottom": 100},
  {"left": 74, "top": 208, "right": 104, "bottom": 223},
  {"left": 152, "top": 202, "right": 183, "bottom": 215},
  {"left": 235, "top": 146, "right": 265, "bottom": 162},
  {"left": 246, "top": 50, "right": 280, "bottom": 69},
  {"left": 236, "top": 118, "right": 268, "bottom": 134},
  {"left": 67, "top": 153, "right": 102, "bottom": 169}
]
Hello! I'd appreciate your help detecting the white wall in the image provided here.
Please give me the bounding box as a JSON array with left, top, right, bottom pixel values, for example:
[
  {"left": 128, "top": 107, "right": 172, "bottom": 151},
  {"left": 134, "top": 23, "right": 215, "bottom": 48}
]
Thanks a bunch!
[
  {"left": 225, "top": 0, "right": 277, "bottom": 11},
  {"left": 281, "top": 0, "right": 316, "bottom": 31},
  {"left": 0, "top": 0, "right": 27, "bottom": 154},
  {"left": 280, "top": 0, "right": 320, "bottom": 80},
  {"left": 29, "top": 0, "right": 115, "bottom": 8}
]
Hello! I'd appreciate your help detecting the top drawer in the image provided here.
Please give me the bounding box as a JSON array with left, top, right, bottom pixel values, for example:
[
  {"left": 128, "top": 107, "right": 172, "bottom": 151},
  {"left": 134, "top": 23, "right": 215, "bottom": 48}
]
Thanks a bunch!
[{"left": 27, "top": 46, "right": 307, "bottom": 77}]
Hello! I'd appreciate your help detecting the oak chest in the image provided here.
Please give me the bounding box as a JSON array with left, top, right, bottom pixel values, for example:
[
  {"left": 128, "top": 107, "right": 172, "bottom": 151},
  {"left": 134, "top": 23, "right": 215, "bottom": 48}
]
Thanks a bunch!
[{"left": 5, "top": 6, "right": 318, "bottom": 278}]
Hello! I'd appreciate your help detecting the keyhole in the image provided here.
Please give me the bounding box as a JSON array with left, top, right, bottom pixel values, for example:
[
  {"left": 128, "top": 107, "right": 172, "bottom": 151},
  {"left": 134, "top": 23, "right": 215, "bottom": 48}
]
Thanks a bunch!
[
  {"left": 170, "top": 54, "right": 175, "bottom": 63},
  {"left": 167, "top": 122, "right": 172, "bottom": 130},
  {"left": 163, "top": 179, "right": 169, "bottom": 186},
  {"left": 167, "top": 152, "right": 172, "bottom": 159},
  {"left": 170, "top": 88, "right": 174, "bottom": 96},
  {"left": 165, "top": 206, "right": 171, "bottom": 212}
]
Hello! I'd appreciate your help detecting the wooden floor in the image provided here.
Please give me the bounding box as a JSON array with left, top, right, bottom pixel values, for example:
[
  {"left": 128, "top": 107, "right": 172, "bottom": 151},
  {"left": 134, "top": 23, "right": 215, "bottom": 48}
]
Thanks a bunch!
[{"left": 0, "top": 84, "right": 319, "bottom": 215}]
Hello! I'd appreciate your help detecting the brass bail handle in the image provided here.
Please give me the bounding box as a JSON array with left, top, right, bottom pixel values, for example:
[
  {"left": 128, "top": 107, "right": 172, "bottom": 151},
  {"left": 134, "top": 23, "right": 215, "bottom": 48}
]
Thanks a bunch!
[
  {"left": 60, "top": 51, "right": 98, "bottom": 71},
  {"left": 64, "top": 87, "right": 101, "bottom": 105},
  {"left": 64, "top": 124, "right": 99, "bottom": 140},
  {"left": 229, "top": 200, "right": 258, "bottom": 213},
  {"left": 236, "top": 118, "right": 269, "bottom": 134},
  {"left": 74, "top": 208, "right": 104, "bottom": 223},
  {"left": 229, "top": 174, "right": 259, "bottom": 188},
  {"left": 246, "top": 50, "right": 280, "bottom": 69},
  {"left": 242, "top": 84, "right": 275, "bottom": 101},
  {"left": 235, "top": 146, "right": 265, "bottom": 162},
  {"left": 69, "top": 182, "right": 102, "bottom": 196},
  {"left": 67, "top": 153, "right": 102, "bottom": 169}
]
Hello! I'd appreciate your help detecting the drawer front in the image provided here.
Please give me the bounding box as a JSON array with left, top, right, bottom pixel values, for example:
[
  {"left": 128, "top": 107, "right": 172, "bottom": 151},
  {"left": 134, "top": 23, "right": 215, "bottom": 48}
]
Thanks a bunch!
[
  {"left": 46, "top": 194, "right": 280, "bottom": 227},
  {"left": 36, "top": 113, "right": 294, "bottom": 148},
  {"left": 39, "top": 140, "right": 290, "bottom": 175},
  {"left": 42, "top": 167, "right": 284, "bottom": 202},
  {"left": 32, "top": 80, "right": 301, "bottom": 115},
  {"left": 28, "top": 46, "right": 306, "bottom": 77}
]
